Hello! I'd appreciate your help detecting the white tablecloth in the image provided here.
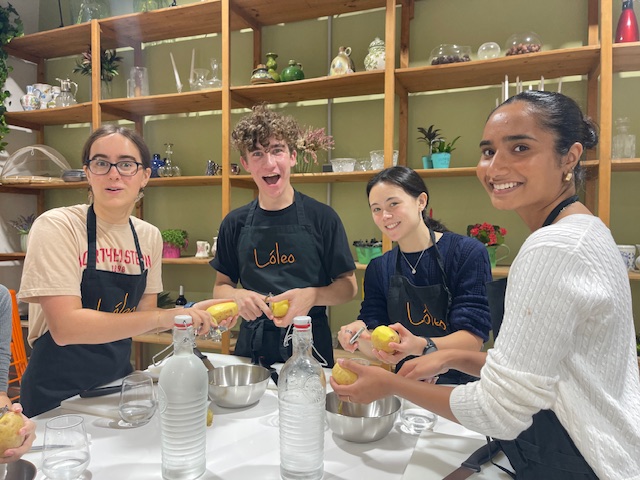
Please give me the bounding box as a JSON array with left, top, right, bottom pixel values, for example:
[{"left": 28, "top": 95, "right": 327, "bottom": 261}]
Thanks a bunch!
[{"left": 24, "top": 353, "right": 512, "bottom": 479}]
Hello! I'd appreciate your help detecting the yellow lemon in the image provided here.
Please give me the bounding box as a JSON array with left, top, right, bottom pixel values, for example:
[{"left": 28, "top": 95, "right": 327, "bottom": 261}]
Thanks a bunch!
[
  {"left": 0, "top": 411, "right": 24, "bottom": 453},
  {"left": 206, "top": 302, "right": 238, "bottom": 324},
  {"left": 271, "top": 300, "right": 289, "bottom": 318},
  {"left": 371, "top": 325, "right": 400, "bottom": 353},
  {"left": 331, "top": 363, "right": 358, "bottom": 385},
  {"left": 206, "top": 408, "right": 214, "bottom": 427}
]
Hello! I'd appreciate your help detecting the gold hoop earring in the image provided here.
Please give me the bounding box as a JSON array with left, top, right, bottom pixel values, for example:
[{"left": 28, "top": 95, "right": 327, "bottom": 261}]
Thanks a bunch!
[{"left": 87, "top": 187, "right": 94, "bottom": 204}]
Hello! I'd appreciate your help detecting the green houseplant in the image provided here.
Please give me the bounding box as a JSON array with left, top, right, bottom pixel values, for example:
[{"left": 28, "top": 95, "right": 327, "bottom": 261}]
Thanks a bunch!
[
  {"left": 431, "top": 133, "right": 460, "bottom": 169},
  {"left": 161, "top": 229, "right": 188, "bottom": 258},
  {"left": 0, "top": 3, "right": 24, "bottom": 151},
  {"left": 73, "top": 45, "right": 122, "bottom": 98}
]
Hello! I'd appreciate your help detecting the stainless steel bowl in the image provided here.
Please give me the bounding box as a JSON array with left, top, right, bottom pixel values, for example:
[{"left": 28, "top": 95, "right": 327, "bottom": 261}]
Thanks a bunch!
[
  {"left": 208, "top": 364, "right": 270, "bottom": 408},
  {"left": 326, "top": 391, "right": 400, "bottom": 443}
]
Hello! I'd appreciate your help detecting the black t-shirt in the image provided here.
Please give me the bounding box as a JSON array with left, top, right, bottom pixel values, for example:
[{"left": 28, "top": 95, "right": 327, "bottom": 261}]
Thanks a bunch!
[{"left": 211, "top": 191, "right": 355, "bottom": 291}]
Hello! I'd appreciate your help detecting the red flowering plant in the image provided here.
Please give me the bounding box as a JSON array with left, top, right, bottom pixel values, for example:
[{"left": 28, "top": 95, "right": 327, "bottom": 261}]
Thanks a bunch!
[{"left": 467, "top": 223, "right": 507, "bottom": 246}]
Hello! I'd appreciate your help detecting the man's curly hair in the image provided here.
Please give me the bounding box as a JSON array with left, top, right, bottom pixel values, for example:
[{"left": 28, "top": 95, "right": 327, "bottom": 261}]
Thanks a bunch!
[{"left": 231, "top": 104, "right": 301, "bottom": 156}]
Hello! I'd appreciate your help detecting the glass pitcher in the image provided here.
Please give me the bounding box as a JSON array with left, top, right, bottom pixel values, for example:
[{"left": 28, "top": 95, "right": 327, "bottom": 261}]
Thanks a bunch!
[
  {"left": 54, "top": 78, "right": 78, "bottom": 107},
  {"left": 73, "top": 0, "right": 111, "bottom": 23}
]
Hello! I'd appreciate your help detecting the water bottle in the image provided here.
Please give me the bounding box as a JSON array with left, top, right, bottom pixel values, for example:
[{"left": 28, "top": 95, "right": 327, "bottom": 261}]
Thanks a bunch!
[
  {"left": 158, "top": 315, "right": 208, "bottom": 480},
  {"left": 278, "top": 316, "right": 326, "bottom": 480}
]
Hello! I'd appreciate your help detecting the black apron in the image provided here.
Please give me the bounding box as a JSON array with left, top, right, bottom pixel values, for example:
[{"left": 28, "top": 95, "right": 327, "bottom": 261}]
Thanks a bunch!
[
  {"left": 20, "top": 205, "right": 147, "bottom": 417},
  {"left": 388, "top": 228, "right": 476, "bottom": 384},
  {"left": 233, "top": 192, "right": 333, "bottom": 368},
  {"left": 487, "top": 195, "right": 598, "bottom": 479}
]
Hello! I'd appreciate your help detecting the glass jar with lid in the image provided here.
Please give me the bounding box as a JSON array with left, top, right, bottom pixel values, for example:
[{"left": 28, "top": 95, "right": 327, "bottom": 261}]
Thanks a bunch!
[
  {"left": 429, "top": 44, "right": 472, "bottom": 65},
  {"left": 612, "top": 117, "right": 636, "bottom": 159},
  {"left": 504, "top": 32, "right": 543, "bottom": 56}
]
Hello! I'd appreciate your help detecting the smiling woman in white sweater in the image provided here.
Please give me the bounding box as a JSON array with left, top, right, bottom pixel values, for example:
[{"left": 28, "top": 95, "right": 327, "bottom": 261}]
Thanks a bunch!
[{"left": 331, "top": 91, "right": 640, "bottom": 480}]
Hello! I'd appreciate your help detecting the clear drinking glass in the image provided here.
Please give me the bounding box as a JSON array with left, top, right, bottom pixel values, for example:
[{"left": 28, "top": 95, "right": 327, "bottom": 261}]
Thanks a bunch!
[
  {"left": 118, "top": 372, "right": 157, "bottom": 427},
  {"left": 399, "top": 398, "right": 438, "bottom": 435},
  {"left": 41, "top": 415, "right": 91, "bottom": 480}
]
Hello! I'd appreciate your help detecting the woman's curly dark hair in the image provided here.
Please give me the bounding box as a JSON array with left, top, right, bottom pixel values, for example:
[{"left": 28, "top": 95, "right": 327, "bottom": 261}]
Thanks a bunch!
[{"left": 231, "top": 104, "right": 301, "bottom": 156}]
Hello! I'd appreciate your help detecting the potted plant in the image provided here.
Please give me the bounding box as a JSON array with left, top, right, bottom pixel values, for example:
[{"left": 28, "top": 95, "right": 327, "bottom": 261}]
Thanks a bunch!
[
  {"left": 9, "top": 213, "right": 35, "bottom": 252},
  {"left": 352, "top": 238, "right": 383, "bottom": 265},
  {"left": 417, "top": 125, "right": 442, "bottom": 169},
  {"left": 467, "top": 223, "right": 509, "bottom": 268},
  {"left": 0, "top": 3, "right": 24, "bottom": 152},
  {"left": 295, "top": 126, "right": 334, "bottom": 173},
  {"left": 431, "top": 134, "right": 460, "bottom": 169},
  {"left": 73, "top": 45, "right": 122, "bottom": 98},
  {"left": 161, "top": 229, "right": 188, "bottom": 258}
]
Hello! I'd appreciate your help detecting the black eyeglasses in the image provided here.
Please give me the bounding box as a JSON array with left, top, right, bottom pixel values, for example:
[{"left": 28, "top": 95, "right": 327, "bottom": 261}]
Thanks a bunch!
[{"left": 87, "top": 159, "right": 143, "bottom": 176}]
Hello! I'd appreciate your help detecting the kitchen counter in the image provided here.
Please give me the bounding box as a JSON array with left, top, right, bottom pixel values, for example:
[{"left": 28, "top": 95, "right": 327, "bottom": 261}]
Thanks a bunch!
[{"left": 24, "top": 353, "right": 511, "bottom": 479}]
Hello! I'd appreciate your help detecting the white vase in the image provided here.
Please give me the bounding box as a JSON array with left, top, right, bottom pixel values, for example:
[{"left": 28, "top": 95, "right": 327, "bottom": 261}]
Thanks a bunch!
[{"left": 20, "top": 233, "right": 29, "bottom": 253}]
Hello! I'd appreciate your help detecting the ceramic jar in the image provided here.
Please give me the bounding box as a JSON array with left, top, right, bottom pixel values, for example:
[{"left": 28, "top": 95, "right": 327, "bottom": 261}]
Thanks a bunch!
[
  {"left": 20, "top": 86, "right": 41, "bottom": 111},
  {"left": 364, "top": 37, "right": 386, "bottom": 71},
  {"left": 330, "top": 46, "right": 355, "bottom": 76},
  {"left": 265, "top": 53, "right": 280, "bottom": 82},
  {"left": 251, "top": 64, "right": 274, "bottom": 85},
  {"left": 281, "top": 60, "right": 305, "bottom": 82}
]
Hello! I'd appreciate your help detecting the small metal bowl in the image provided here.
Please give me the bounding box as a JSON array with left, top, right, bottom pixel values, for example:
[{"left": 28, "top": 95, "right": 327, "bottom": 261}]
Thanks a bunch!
[
  {"left": 208, "top": 364, "right": 270, "bottom": 408},
  {"left": 326, "top": 391, "right": 400, "bottom": 443},
  {"left": 4, "top": 459, "right": 37, "bottom": 480}
]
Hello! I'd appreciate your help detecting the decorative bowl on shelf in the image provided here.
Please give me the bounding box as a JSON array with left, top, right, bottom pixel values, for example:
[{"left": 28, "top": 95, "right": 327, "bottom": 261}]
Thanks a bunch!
[
  {"left": 429, "top": 44, "right": 472, "bottom": 65},
  {"left": 504, "top": 32, "right": 543, "bottom": 56},
  {"left": 330, "top": 158, "right": 356, "bottom": 172}
]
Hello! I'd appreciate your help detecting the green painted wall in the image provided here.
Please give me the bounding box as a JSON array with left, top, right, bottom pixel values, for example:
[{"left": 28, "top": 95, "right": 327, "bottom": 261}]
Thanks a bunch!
[{"left": 36, "top": 0, "right": 640, "bottom": 337}]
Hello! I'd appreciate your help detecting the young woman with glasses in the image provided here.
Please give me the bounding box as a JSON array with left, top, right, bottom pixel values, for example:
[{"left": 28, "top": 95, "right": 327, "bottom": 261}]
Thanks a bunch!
[{"left": 17, "top": 125, "right": 224, "bottom": 417}]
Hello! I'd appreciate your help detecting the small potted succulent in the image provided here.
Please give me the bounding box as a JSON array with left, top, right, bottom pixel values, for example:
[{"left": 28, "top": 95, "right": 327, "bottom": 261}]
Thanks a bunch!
[
  {"left": 431, "top": 135, "right": 460, "bottom": 169},
  {"left": 352, "top": 238, "right": 383, "bottom": 265},
  {"left": 161, "top": 229, "right": 189, "bottom": 258},
  {"left": 416, "top": 125, "right": 441, "bottom": 169},
  {"left": 9, "top": 213, "right": 35, "bottom": 252}
]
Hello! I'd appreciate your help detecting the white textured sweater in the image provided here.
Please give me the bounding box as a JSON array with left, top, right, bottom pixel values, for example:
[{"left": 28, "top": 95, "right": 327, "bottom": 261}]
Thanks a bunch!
[{"left": 451, "top": 215, "right": 640, "bottom": 479}]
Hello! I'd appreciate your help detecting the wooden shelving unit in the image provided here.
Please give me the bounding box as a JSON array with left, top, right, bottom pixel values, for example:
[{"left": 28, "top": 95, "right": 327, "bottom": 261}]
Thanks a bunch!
[{"left": 3, "top": 0, "right": 637, "bottom": 288}]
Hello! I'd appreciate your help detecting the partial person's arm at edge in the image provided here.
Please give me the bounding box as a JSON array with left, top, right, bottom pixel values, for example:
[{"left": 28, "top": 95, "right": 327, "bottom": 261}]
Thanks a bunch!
[{"left": 399, "top": 349, "right": 488, "bottom": 380}]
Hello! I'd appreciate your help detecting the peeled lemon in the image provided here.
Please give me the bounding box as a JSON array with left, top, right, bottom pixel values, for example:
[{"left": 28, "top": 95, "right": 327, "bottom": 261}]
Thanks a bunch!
[
  {"left": 271, "top": 300, "right": 289, "bottom": 318},
  {"left": 206, "top": 408, "right": 214, "bottom": 427},
  {"left": 371, "top": 325, "right": 400, "bottom": 353},
  {"left": 331, "top": 363, "right": 358, "bottom": 385},
  {"left": 206, "top": 302, "right": 238, "bottom": 324},
  {"left": 0, "top": 411, "right": 24, "bottom": 453}
]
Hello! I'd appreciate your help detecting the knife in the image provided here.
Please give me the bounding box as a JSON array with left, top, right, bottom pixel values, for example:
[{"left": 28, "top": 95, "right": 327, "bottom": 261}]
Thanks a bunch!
[
  {"left": 194, "top": 347, "right": 215, "bottom": 371},
  {"left": 79, "top": 384, "right": 122, "bottom": 398},
  {"left": 443, "top": 440, "right": 501, "bottom": 480}
]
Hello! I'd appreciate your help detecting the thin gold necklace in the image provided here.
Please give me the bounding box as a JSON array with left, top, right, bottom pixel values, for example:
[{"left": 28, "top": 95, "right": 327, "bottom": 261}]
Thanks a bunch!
[{"left": 400, "top": 249, "right": 426, "bottom": 275}]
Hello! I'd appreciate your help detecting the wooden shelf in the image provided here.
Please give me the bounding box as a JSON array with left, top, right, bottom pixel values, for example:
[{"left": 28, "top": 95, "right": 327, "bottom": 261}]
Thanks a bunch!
[
  {"left": 613, "top": 42, "right": 640, "bottom": 73},
  {"left": 396, "top": 46, "right": 600, "bottom": 93},
  {"left": 0, "top": 253, "right": 26, "bottom": 262},
  {"left": 612, "top": 159, "right": 640, "bottom": 172},
  {"left": 5, "top": 103, "right": 93, "bottom": 129},
  {"left": 162, "top": 257, "right": 213, "bottom": 265}
]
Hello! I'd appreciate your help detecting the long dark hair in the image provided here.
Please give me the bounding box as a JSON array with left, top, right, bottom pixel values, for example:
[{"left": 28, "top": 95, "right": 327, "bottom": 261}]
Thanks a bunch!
[
  {"left": 366, "top": 166, "right": 448, "bottom": 232},
  {"left": 498, "top": 91, "right": 598, "bottom": 187}
]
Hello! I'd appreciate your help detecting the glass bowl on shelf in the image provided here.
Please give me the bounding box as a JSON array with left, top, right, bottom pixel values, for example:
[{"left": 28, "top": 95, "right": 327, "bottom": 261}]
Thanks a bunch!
[
  {"left": 330, "top": 158, "right": 356, "bottom": 172},
  {"left": 477, "top": 42, "right": 501, "bottom": 60},
  {"left": 504, "top": 32, "right": 543, "bottom": 56},
  {"left": 429, "top": 44, "right": 472, "bottom": 65},
  {"left": 369, "top": 150, "right": 398, "bottom": 170}
]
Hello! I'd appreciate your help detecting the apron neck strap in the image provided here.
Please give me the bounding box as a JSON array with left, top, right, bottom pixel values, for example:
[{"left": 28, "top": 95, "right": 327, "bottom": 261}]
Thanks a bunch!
[
  {"left": 542, "top": 195, "right": 579, "bottom": 228},
  {"left": 86, "top": 205, "right": 146, "bottom": 273}
]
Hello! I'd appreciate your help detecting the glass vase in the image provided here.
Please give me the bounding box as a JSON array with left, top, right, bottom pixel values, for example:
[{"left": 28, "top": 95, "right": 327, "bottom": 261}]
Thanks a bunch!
[{"left": 72, "top": 0, "right": 111, "bottom": 24}]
